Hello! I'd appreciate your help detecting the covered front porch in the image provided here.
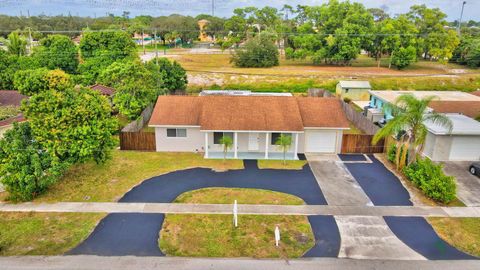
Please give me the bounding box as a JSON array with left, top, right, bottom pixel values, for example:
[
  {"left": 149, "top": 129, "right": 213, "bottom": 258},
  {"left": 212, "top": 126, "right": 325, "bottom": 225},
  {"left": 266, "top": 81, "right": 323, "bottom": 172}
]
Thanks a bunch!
[{"left": 203, "top": 131, "right": 301, "bottom": 160}]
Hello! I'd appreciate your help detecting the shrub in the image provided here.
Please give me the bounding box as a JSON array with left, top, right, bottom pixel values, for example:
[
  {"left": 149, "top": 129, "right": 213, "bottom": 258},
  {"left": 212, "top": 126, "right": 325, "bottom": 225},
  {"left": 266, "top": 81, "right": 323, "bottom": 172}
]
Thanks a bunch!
[
  {"left": 403, "top": 157, "right": 456, "bottom": 203},
  {"left": 343, "top": 97, "right": 352, "bottom": 103},
  {"left": 231, "top": 32, "right": 279, "bottom": 68},
  {"left": 387, "top": 144, "right": 396, "bottom": 163},
  {"left": 391, "top": 46, "right": 416, "bottom": 70}
]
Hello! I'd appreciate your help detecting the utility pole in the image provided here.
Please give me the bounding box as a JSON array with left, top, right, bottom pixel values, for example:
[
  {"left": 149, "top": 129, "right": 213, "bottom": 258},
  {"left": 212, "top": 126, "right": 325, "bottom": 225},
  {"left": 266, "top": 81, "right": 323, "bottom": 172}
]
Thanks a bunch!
[
  {"left": 212, "top": 0, "right": 215, "bottom": 17},
  {"left": 155, "top": 29, "right": 158, "bottom": 65},
  {"left": 457, "top": 1, "right": 467, "bottom": 37},
  {"left": 142, "top": 29, "right": 145, "bottom": 55}
]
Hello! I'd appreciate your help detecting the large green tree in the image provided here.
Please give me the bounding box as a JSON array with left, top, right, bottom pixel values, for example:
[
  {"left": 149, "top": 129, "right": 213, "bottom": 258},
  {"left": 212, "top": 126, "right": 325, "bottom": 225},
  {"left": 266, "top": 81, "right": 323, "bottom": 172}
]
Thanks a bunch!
[
  {"left": 14, "top": 68, "right": 72, "bottom": 96},
  {"left": 231, "top": 31, "right": 279, "bottom": 68},
  {"left": 407, "top": 5, "right": 459, "bottom": 62},
  {"left": 4, "top": 31, "right": 27, "bottom": 56},
  {"left": 98, "top": 60, "right": 159, "bottom": 119},
  {"left": 0, "top": 122, "right": 66, "bottom": 201},
  {"left": 34, "top": 34, "right": 79, "bottom": 73},
  {"left": 145, "top": 58, "right": 188, "bottom": 92},
  {"left": 22, "top": 87, "right": 117, "bottom": 164}
]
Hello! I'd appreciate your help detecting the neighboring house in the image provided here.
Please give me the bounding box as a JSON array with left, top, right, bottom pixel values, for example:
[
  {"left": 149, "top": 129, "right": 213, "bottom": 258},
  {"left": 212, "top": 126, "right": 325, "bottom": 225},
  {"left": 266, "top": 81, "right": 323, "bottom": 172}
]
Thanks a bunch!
[
  {"left": 148, "top": 95, "right": 350, "bottom": 160},
  {"left": 90, "top": 84, "right": 115, "bottom": 97},
  {"left": 336, "top": 81, "right": 372, "bottom": 101},
  {"left": 367, "top": 90, "right": 480, "bottom": 122},
  {"left": 0, "top": 90, "right": 27, "bottom": 138},
  {"left": 423, "top": 114, "right": 480, "bottom": 161}
]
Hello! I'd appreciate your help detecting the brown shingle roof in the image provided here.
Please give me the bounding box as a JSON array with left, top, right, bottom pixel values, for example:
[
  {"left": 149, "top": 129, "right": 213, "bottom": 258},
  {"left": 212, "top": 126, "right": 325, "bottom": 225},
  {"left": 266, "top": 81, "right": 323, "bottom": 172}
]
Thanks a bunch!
[
  {"left": 149, "top": 96, "right": 203, "bottom": 126},
  {"left": 429, "top": 101, "right": 480, "bottom": 119},
  {"left": 296, "top": 97, "right": 349, "bottom": 128},
  {"left": 90, "top": 84, "right": 115, "bottom": 96},
  {"left": 149, "top": 95, "right": 350, "bottom": 131},
  {"left": 0, "top": 90, "right": 27, "bottom": 107},
  {"left": 200, "top": 96, "right": 304, "bottom": 131}
]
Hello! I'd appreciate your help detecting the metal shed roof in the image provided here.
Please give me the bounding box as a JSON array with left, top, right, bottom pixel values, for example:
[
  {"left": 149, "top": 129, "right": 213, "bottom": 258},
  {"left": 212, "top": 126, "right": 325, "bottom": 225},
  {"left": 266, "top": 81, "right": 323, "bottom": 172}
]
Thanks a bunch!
[{"left": 338, "top": 81, "right": 371, "bottom": 89}]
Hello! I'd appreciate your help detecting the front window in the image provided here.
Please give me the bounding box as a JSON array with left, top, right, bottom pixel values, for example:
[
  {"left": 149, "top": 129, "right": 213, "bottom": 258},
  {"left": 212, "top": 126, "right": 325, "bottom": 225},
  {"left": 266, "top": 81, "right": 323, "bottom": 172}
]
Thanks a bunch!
[
  {"left": 214, "top": 132, "right": 233, "bottom": 144},
  {"left": 271, "top": 133, "right": 292, "bottom": 145},
  {"left": 167, "top": 128, "right": 187, "bottom": 137}
]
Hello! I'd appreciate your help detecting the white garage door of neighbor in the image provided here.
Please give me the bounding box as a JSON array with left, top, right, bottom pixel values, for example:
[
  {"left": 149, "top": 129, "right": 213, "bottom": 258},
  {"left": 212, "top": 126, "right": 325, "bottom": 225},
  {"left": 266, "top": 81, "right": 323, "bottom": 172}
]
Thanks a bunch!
[
  {"left": 449, "top": 136, "right": 480, "bottom": 161},
  {"left": 305, "top": 130, "right": 337, "bottom": 153}
]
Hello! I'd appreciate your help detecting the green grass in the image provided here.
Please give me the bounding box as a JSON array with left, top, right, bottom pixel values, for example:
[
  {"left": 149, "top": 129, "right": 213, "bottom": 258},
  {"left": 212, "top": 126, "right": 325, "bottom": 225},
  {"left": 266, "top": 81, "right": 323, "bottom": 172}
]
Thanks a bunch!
[
  {"left": 428, "top": 218, "right": 480, "bottom": 257},
  {"left": 0, "top": 212, "right": 104, "bottom": 256},
  {"left": 178, "top": 53, "right": 480, "bottom": 93},
  {"left": 257, "top": 160, "right": 307, "bottom": 170},
  {"left": 1, "top": 150, "right": 243, "bottom": 203},
  {"left": 174, "top": 187, "right": 305, "bottom": 205},
  {"left": 159, "top": 214, "right": 314, "bottom": 258}
]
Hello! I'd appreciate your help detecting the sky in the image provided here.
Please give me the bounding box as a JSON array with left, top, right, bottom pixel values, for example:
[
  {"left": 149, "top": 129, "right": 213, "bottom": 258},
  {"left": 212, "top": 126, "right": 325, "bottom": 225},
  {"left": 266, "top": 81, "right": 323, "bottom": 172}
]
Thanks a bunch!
[{"left": 0, "top": 0, "right": 476, "bottom": 21}]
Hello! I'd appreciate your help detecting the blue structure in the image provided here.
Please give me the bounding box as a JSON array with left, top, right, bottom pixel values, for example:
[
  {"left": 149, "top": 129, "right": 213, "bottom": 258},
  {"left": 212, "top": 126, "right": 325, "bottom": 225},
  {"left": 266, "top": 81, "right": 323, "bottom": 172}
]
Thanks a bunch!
[{"left": 369, "top": 94, "right": 393, "bottom": 120}]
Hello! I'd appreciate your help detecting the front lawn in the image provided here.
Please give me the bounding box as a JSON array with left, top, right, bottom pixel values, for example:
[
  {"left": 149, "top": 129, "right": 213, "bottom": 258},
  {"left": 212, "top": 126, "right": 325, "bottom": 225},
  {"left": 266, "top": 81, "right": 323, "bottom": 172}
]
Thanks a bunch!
[
  {"left": 428, "top": 218, "right": 480, "bottom": 257},
  {"left": 0, "top": 212, "right": 104, "bottom": 256},
  {"left": 0, "top": 151, "right": 243, "bottom": 202},
  {"left": 174, "top": 187, "right": 305, "bottom": 205},
  {"left": 257, "top": 160, "right": 307, "bottom": 170},
  {"left": 159, "top": 214, "right": 314, "bottom": 258}
]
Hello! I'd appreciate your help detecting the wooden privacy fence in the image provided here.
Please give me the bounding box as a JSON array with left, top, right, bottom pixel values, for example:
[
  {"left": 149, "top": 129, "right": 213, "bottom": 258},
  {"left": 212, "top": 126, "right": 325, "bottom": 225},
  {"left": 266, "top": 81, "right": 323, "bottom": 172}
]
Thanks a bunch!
[
  {"left": 341, "top": 134, "right": 385, "bottom": 154},
  {"left": 340, "top": 101, "right": 379, "bottom": 135},
  {"left": 119, "top": 132, "right": 156, "bottom": 151}
]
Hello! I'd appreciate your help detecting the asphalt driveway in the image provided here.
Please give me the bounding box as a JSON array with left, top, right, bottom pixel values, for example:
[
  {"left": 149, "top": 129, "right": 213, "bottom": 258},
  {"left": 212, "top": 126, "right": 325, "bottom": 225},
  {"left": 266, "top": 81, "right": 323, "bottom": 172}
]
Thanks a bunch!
[
  {"left": 341, "top": 154, "right": 477, "bottom": 260},
  {"left": 70, "top": 160, "right": 340, "bottom": 257}
]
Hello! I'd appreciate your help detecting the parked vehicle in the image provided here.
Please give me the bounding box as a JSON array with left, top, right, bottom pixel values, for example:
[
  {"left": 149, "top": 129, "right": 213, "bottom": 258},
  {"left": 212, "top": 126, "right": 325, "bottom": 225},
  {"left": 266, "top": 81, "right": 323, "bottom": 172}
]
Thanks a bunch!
[{"left": 470, "top": 163, "right": 480, "bottom": 177}]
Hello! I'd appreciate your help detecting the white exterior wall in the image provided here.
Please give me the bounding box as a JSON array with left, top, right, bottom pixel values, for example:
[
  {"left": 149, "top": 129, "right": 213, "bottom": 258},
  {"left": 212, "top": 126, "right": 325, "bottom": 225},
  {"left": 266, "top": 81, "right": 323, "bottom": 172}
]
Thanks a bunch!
[{"left": 154, "top": 127, "right": 204, "bottom": 152}]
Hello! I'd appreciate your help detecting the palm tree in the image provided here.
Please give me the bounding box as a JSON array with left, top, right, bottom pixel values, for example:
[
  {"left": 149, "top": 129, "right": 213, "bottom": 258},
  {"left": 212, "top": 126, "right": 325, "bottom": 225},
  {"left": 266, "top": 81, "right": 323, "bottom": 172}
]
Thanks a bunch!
[
  {"left": 275, "top": 134, "right": 292, "bottom": 165},
  {"left": 5, "top": 32, "right": 27, "bottom": 56},
  {"left": 219, "top": 135, "right": 233, "bottom": 162},
  {"left": 373, "top": 94, "right": 452, "bottom": 170}
]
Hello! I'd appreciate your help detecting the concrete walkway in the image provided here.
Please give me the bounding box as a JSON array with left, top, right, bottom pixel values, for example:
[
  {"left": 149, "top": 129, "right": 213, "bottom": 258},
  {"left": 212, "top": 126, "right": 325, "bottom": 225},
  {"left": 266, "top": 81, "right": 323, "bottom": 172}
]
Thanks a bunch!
[
  {"left": 1, "top": 256, "right": 479, "bottom": 270},
  {"left": 308, "top": 159, "right": 372, "bottom": 206},
  {"left": 1, "top": 202, "right": 480, "bottom": 217}
]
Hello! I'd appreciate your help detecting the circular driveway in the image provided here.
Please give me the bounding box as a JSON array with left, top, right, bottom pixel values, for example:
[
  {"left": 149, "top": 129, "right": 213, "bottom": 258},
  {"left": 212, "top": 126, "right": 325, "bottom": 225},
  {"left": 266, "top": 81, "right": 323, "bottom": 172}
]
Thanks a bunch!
[{"left": 69, "top": 160, "right": 340, "bottom": 257}]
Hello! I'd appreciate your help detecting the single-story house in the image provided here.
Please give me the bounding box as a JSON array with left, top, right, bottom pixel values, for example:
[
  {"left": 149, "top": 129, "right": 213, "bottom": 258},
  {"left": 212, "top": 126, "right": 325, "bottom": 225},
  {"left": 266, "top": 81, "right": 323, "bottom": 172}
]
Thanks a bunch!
[
  {"left": 367, "top": 90, "right": 480, "bottom": 122},
  {"left": 336, "top": 81, "right": 372, "bottom": 101},
  {"left": 423, "top": 114, "right": 480, "bottom": 161},
  {"left": 0, "top": 90, "right": 27, "bottom": 138},
  {"left": 148, "top": 95, "right": 350, "bottom": 160}
]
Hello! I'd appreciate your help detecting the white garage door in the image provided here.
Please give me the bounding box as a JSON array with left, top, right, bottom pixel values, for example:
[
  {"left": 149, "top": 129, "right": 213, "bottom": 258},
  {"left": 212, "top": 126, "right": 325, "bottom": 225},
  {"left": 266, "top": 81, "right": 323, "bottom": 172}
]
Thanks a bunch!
[
  {"left": 449, "top": 136, "right": 480, "bottom": 161},
  {"left": 305, "top": 130, "right": 337, "bottom": 153}
]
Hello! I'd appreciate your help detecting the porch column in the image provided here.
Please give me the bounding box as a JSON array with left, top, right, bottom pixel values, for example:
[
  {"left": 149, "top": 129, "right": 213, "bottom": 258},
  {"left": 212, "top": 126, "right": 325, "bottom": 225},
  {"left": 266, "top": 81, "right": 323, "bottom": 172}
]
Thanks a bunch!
[
  {"left": 204, "top": 132, "right": 209, "bottom": 158},
  {"left": 265, "top": 132, "right": 269, "bottom": 159},
  {"left": 234, "top": 132, "right": 238, "bottom": 159},
  {"left": 294, "top": 133, "right": 299, "bottom": 159}
]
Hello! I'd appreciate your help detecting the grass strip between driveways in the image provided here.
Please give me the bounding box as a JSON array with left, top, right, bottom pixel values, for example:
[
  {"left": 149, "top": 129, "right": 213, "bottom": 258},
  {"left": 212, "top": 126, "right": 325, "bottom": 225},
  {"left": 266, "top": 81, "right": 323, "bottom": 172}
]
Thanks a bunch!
[
  {"left": 428, "top": 217, "right": 480, "bottom": 257},
  {"left": 174, "top": 187, "right": 305, "bottom": 205},
  {"left": 0, "top": 212, "right": 105, "bottom": 256},
  {"left": 0, "top": 151, "right": 244, "bottom": 203},
  {"left": 159, "top": 214, "right": 314, "bottom": 258},
  {"left": 257, "top": 160, "right": 307, "bottom": 170}
]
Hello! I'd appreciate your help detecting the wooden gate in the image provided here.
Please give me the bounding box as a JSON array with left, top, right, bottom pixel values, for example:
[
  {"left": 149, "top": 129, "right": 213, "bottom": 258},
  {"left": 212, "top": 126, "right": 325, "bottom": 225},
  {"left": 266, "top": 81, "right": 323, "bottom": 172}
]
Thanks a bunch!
[
  {"left": 341, "top": 134, "right": 385, "bottom": 154},
  {"left": 119, "top": 132, "right": 156, "bottom": 151}
]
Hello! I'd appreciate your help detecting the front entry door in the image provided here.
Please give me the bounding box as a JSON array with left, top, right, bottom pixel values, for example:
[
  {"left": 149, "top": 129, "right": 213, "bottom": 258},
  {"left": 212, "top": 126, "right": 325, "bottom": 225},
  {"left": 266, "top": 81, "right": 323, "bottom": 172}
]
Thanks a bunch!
[{"left": 248, "top": 133, "right": 259, "bottom": 151}]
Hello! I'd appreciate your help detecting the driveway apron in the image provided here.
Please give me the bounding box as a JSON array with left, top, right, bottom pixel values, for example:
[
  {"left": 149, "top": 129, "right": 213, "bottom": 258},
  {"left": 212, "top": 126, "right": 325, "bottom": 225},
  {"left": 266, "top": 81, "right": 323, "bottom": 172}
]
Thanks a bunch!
[
  {"left": 69, "top": 160, "right": 340, "bottom": 257},
  {"left": 342, "top": 154, "right": 477, "bottom": 260}
]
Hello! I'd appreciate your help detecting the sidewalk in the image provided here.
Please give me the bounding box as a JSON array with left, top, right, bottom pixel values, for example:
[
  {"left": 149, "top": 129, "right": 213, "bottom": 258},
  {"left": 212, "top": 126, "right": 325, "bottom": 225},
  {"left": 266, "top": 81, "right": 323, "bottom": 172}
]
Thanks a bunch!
[
  {"left": 1, "top": 202, "right": 480, "bottom": 217},
  {"left": 0, "top": 256, "right": 479, "bottom": 270}
]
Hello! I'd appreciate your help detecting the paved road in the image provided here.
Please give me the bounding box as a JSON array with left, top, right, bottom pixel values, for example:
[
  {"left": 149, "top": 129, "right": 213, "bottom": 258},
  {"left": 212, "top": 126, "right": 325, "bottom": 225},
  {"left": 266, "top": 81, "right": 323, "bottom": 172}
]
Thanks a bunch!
[
  {"left": 2, "top": 256, "right": 480, "bottom": 270},
  {"left": 442, "top": 161, "right": 480, "bottom": 206},
  {"left": 69, "top": 160, "right": 340, "bottom": 257}
]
